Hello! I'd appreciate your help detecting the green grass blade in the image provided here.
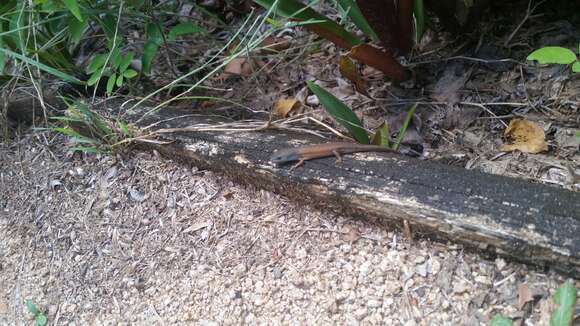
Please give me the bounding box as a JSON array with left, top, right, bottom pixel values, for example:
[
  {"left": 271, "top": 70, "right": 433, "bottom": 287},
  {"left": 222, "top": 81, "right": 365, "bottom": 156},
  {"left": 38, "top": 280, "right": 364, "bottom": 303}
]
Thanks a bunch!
[
  {"left": 307, "top": 81, "right": 368, "bottom": 144},
  {"left": 254, "top": 0, "right": 361, "bottom": 48},
  {"left": 62, "top": 0, "right": 83, "bottom": 22},
  {"left": 336, "top": 0, "right": 378, "bottom": 42},
  {"left": 550, "top": 281, "right": 577, "bottom": 326},
  {"left": 371, "top": 122, "right": 390, "bottom": 147},
  {"left": 393, "top": 103, "right": 417, "bottom": 150},
  {"left": 413, "top": 0, "right": 425, "bottom": 41},
  {"left": 0, "top": 47, "right": 83, "bottom": 84}
]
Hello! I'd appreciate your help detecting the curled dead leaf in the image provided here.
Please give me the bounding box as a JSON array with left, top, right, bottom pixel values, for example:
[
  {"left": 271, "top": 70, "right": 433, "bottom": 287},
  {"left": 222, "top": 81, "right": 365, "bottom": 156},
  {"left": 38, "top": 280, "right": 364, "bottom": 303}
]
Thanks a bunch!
[
  {"left": 273, "top": 97, "right": 301, "bottom": 117},
  {"left": 259, "top": 36, "right": 291, "bottom": 54},
  {"left": 518, "top": 283, "right": 533, "bottom": 310},
  {"left": 339, "top": 56, "right": 369, "bottom": 96},
  {"left": 217, "top": 57, "right": 266, "bottom": 81},
  {"left": 500, "top": 119, "right": 548, "bottom": 154}
]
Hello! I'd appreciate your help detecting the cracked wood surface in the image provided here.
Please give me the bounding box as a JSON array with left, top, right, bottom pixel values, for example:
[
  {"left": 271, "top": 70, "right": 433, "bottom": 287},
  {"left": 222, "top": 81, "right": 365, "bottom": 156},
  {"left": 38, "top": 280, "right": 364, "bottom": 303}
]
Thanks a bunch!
[{"left": 123, "top": 106, "right": 580, "bottom": 277}]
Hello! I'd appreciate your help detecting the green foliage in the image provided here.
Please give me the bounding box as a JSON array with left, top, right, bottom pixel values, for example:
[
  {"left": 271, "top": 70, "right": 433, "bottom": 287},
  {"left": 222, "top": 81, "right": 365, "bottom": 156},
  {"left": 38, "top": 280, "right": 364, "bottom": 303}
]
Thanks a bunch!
[
  {"left": 491, "top": 281, "right": 578, "bottom": 326},
  {"left": 491, "top": 314, "right": 513, "bottom": 326},
  {"left": 393, "top": 103, "right": 417, "bottom": 150},
  {"left": 0, "top": 0, "right": 208, "bottom": 90},
  {"left": 307, "top": 81, "right": 369, "bottom": 144},
  {"left": 371, "top": 122, "right": 390, "bottom": 147},
  {"left": 490, "top": 315, "right": 513, "bottom": 326},
  {"left": 50, "top": 100, "right": 134, "bottom": 153},
  {"left": 335, "top": 0, "right": 378, "bottom": 42},
  {"left": 254, "top": 0, "right": 363, "bottom": 47},
  {"left": 307, "top": 81, "right": 418, "bottom": 148},
  {"left": 168, "top": 22, "right": 206, "bottom": 41},
  {"left": 25, "top": 300, "right": 48, "bottom": 326},
  {"left": 86, "top": 48, "right": 138, "bottom": 95},
  {"left": 413, "top": 0, "right": 425, "bottom": 41},
  {"left": 550, "top": 281, "right": 577, "bottom": 326},
  {"left": 527, "top": 44, "right": 579, "bottom": 73}
]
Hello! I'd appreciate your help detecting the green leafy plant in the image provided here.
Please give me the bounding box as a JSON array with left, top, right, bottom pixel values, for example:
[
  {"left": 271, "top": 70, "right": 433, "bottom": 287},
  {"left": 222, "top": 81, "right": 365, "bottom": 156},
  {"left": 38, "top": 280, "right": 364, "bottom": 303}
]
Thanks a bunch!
[
  {"left": 527, "top": 44, "right": 580, "bottom": 73},
  {"left": 550, "top": 281, "right": 577, "bottom": 326},
  {"left": 490, "top": 281, "right": 578, "bottom": 326},
  {"left": 50, "top": 99, "right": 134, "bottom": 153},
  {"left": 490, "top": 314, "right": 513, "bottom": 326},
  {"left": 86, "top": 47, "right": 138, "bottom": 95},
  {"left": 306, "top": 81, "right": 416, "bottom": 148},
  {"left": 25, "top": 300, "right": 47, "bottom": 326}
]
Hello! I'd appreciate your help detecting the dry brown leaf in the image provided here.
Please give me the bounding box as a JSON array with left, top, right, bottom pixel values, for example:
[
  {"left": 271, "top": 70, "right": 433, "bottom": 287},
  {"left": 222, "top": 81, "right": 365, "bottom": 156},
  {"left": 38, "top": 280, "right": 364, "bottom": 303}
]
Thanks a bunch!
[
  {"left": 343, "top": 227, "right": 361, "bottom": 243},
  {"left": 500, "top": 119, "right": 548, "bottom": 153},
  {"left": 273, "top": 97, "right": 301, "bottom": 117},
  {"left": 339, "top": 56, "right": 369, "bottom": 96},
  {"left": 517, "top": 283, "right": 533, "bottom": 310},
  {"left": 259, "top": 36, "right": 291, "bottom": 54},
  {"left": 348, "top": 44, "right": 409, "bottom": 82},
  {"left": 218, "top": 57, "right": 265, "bottom": 81}
]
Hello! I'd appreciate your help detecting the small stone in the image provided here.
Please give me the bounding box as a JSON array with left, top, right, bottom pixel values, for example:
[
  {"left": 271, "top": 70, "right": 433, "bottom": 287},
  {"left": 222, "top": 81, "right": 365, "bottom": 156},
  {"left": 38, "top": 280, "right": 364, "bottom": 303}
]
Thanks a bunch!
[
  {"left": 416, "top": 263, "right": 428, "bottom": 277},
  {"left": 367, "top": 299, "right": 382, "bottom": 308},
  {"left": 414, "top": 256, "right": 425, "bottom": 264},
  {"left": 354, "top": 307, "right": 368, "bottom": 320},
  {"left": 495, "top": 258, "right": 507, "bottom": 271},
  {"left": 431, "top": 258, "right": 441, "bottom": 275},
  {"left": 359, "top": 262, "right": 372, "bottom": 275},
  {"left": 272, "top": 267, "right": 283, "bottom": 280},
  {"left": 453, "top": 281, "right": 469, "bottom": 294},
  {"left": 306, "top": 95, "right": 319, "bottom": 106},
  {"left": 474, "top": 275, "right": 491, "bottom": 285},
  {"left": 0, "top": 300, "right": 8, "bottom": 314}
]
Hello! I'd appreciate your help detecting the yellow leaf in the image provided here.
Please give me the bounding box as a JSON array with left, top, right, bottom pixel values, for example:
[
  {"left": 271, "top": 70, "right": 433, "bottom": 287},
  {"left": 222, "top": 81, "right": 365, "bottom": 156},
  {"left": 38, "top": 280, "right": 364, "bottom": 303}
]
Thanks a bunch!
[
  {"left": 273, "top": 97, "right": 301, "bottom": 117},
  {"left": 339, "top": 55, "right": 368, "bottom": 96},
  {"left": 500, "top": 119, "right": 548, "bottom": 153}
]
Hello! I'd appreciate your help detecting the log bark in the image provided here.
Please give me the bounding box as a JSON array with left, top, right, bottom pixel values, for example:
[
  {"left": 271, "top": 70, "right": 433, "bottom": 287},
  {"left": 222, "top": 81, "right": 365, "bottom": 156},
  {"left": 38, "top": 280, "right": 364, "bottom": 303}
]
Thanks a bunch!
[{"left": 127, "top": 106, "right": 580, "bottom": 277}]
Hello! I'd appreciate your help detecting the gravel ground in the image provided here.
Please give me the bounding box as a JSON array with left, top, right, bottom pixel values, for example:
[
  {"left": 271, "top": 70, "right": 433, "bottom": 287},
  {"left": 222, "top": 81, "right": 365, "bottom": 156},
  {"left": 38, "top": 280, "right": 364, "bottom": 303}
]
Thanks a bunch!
[{"left": 0, "top": 133, "right": 577, "bottom": 325}]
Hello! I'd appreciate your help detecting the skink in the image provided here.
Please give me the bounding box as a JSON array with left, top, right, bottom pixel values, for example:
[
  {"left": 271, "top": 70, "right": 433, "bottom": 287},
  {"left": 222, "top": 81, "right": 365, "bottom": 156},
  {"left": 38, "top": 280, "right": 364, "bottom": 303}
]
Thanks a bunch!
[{"left": 270, "top": 142, "right": 406, "bottom": 169}]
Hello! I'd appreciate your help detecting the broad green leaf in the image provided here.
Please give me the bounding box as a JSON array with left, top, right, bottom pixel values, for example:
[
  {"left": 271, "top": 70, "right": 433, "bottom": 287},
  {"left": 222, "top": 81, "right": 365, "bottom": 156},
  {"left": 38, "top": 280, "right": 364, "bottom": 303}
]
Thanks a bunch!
[
  {"left": 87, "top": 72, "right": 101, "bottom": 86},
  {"left": 146, "top": 23, "right": 164, "bottom": 46},
  {"left": 119, "top": 52, "right": 134, "bottom": 73},
  {"left": 336, "top": 0, "right": 378, "bottom": 42},
  {"left": 413, "top": 0, "right": 425, "bottom": 41},
  {"left": 490, "top": 314, "right": 513, "bottom": 326},
  {"left": 26, "top": 300, "right": 41, "bottom": 315},
  {"left": 0, "top": 40, "right": 5, "bottom": 73},
  {"left": 371, "top": 122, "right": 390, "bottom": 147},
  {"left": 123, "top": 69, "right": 138, "bottom": 78},
  {"left": 68, "top": 14, "right": 87, "bottom": 44},
  {"left": 141, "top": 41, "right": 159, "bottom": 74},
  {"left": 34, "top": 314, "right": 48, "bottom": 326},
  {"left": 527, "top": 47, "right": 577, "bottom": 65},
  {"left": 254, "top": 0, "right": 361, "bottom": 48},
  {"left": 550, "top": 281, "right": 577, "bottom": 326},
  {"left": 117, "top": 120, "right": 131, "bottom": 136},
  {"left": 99, "top": 14, "right": 116, "bottom": 42},
  {"left": 168, "top": 22, "right": 206, "bottom": 41},
  {"left": 87, "top": 54, "right": 107, "bottom": 74},
  {"left": 394, "top": 103, "right": 418, "bottom": 150},
  {"left": 106, "top": 73, "right": 116, "bottom": 94},
  {"left": 110, "top": 47, "right": 121, "bottom": 67},
  {"left": 306, "top": 81, "right": 369, "bottom": 144},
  {"left": 62, "top": 0, "right": 83, "bottom": 22},
  {"left": 69, "top": 146, "right": 102, "bottom": 153},
  {"left": 572, "top": 61, "right": 580, "bottom": 73},
  {"left": 0, "top": 48, "right": 83, "bottom": 84},
  {"left": 115, "top": 74, "right": 123, "bottom": 87}
]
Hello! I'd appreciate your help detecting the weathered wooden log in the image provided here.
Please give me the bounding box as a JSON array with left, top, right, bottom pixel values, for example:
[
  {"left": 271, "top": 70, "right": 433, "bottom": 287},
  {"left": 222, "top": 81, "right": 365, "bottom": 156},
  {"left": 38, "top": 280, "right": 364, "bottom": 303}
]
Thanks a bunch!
[{"left": 125, "top": 106, "right": 580, "bottom": 277}]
